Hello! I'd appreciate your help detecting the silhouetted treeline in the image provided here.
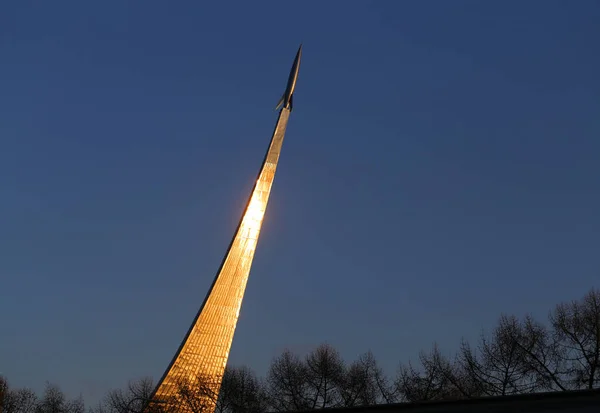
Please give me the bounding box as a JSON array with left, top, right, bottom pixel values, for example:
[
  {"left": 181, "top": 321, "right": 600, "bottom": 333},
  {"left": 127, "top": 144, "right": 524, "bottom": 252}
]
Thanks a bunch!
[
  {"left": 2, "top": 288, "right": 599, "bottom": 413},
  {"left": 0, "top": 381, "right": 84, "bottom": 413}
]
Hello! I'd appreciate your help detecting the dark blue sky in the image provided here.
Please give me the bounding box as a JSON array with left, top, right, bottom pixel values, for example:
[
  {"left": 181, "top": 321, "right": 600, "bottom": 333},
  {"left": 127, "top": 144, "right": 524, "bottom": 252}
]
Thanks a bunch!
[{"left": 1, "top": 0, "right": 599, "bottom": 403}]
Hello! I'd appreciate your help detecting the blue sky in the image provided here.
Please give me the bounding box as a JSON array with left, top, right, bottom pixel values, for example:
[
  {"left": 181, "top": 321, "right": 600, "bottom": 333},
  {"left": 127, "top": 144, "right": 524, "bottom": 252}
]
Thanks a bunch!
[{"left": 1, "top": 0, "right": 599, "bottom": 404}]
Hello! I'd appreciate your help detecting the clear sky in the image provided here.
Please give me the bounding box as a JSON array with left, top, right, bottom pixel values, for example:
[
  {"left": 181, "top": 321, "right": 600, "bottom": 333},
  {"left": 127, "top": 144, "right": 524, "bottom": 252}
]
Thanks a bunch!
[{"left": 1, "top": 0, "right": 599, "bottom": 404}]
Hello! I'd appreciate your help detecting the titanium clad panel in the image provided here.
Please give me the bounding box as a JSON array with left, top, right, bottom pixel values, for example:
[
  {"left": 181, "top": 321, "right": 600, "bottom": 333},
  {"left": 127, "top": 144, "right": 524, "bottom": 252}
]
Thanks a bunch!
[{"left": 148, "top": 109, "right": 291, "bottom": 413}]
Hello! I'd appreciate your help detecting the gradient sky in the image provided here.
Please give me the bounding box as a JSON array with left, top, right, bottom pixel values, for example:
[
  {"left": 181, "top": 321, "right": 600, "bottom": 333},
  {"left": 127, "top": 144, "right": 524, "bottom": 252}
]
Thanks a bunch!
[{"left": 1, "top": 0, "right": 599, "bottom": 404}]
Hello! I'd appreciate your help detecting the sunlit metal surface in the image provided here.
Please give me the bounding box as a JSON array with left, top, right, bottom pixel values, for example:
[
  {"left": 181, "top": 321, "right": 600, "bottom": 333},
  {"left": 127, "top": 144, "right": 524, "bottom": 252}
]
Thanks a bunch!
[{"left": 148, "top": 108, "right": 291, "bottom": 412}]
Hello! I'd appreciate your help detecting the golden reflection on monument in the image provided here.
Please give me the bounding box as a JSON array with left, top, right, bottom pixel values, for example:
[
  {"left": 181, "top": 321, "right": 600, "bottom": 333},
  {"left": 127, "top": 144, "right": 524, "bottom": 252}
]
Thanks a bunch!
[
  {"left": 147, "top": 108, "right": 292, "bottom": 413},
  {"left": 145, "top": 43, "right": 301, "bottom": 413}
]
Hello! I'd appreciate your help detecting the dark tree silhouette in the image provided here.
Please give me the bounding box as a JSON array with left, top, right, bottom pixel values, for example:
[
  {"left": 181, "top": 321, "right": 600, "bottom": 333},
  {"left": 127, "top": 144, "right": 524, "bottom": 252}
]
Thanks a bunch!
[
  {"left": 33, "top": 384, "right": 82, "bottom": 413},
  {"left": 4, "top": 287, "right": 600, "bottom": 411},
  {"left": 1, "top": 378, "right": 38, "bottom": 413},
  {"left": 266, "top": 350, "right": 311, "bottom": 411},
  {"left": 495, "top": 315, "right": 568, "bottom": 391},
  {"left": 304, "top": 344, "right": 345, "bottom": 409},
  {"left": 91, "top": 378, "right": 155, "bottom": 413},
  {"left": 550, "top": 288, "right": 600, "bottom": 389},
  {"left": 340, "top": 351, "right": 395, "bottom": 407},
  {"left": 395, "top": 345, "right": 459, "bottom": 402},
  {"left": 216, "top": 366, "right": 268, "bottom": 413},
  {"left": 1, "top": 377, "right": 5, "bottom": 413},
  {"left": 458, "top": 315, "right": 539, "bottom": 396}
]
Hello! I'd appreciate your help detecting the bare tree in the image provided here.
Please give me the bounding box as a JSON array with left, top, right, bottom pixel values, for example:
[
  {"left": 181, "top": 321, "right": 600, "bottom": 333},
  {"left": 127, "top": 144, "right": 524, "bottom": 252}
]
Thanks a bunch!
[
  {"left": 1, "top": 377, "right": 5, "bottom": 413},
  {"left": 339, "top": 351, "right": 395, "bottom": 407},
  {"left": 266, "top": 350, "right": 310, "bottom": 411},
  {"left": 496, "top": 315, "right": 568, "bottom": 391},
  {"left": 550, "top": 288, "right": 600, "bottom": 389},
  {"left": 0, "top": 380, "right": 37, "bottom": 413},
  {"left": 418, "top": 345, "right": 485, "bottom": 400},
  {"left": 91, "top": 378, "right": 155, "bottom": 413},
  {"left": 304, "top": 344, "right": 345, "bottom": 409},
  {"left": 175, "top": 374, "right": 220, "bottom": 413},
  {"left": 17, "top": 388, "right": 38, "bottom": 413},
  {"left": 458, "top": 315, "right": 539, "bottom": 396},
  {"left": 216, "top": 366, "right": 268, "bottom": 413},
  {"left": 34, "top": 384, "right": 63, "bottom": 413},
  {"left": 34, "top": 383, "right": 82, "bottom": 413},
  {"left": 395, "top": 345, "right": 457, "bottom": 402},
  {"left": 96, "top": 374, "right": 220, "bottom": 413},
  {"left": 66, "top": 398, "right": 83, "bottom": 413}
]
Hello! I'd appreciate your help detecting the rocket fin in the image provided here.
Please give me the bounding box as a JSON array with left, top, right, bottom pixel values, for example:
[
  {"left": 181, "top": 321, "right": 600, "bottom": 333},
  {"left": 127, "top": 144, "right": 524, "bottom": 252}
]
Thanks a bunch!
[{"left": 275, "top": 95, "right": 284, "bottom": 111}]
